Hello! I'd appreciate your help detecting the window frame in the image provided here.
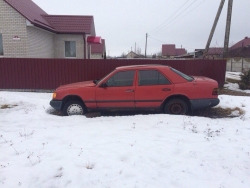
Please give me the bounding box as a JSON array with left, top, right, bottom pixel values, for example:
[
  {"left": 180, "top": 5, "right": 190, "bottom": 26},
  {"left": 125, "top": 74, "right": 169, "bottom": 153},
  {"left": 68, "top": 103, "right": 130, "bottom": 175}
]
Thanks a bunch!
[
  {"left": 64, "top": 41, "right": 76, "bottom": 58},
  {"left": 138, "top": 69, "right": 172, "bottom": 86},
  {"left": 170, "top": 68, "right": 194, "bottom": 82},
  {"left": 105, "top": 70, "right": 136, "bottom": 87}
]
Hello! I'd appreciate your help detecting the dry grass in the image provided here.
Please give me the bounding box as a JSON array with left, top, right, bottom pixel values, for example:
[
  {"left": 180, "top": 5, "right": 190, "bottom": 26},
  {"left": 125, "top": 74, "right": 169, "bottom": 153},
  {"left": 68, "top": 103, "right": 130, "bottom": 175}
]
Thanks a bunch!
[
  {"left": 226, "top": 78, "right": 240, "bottom": 84},
  {"left": 219, "top": 87, "right": 250, "bottom": 96},
  {"left": 1, "top": 104, "right": 18, "bottom": 109},
  {"left": 194, "top": 107, "right": 245, "bottom": 118},
  {"left": 1, "top": 104, "right": 10, "bottom": 109}
]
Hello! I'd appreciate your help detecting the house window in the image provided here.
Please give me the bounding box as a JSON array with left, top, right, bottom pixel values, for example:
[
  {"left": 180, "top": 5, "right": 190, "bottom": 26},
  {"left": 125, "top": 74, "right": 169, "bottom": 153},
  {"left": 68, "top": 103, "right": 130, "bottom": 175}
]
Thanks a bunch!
[
  {"left": 0, "top": 34, "right": 3, "bottom": 56},
  {"left": 65, "top": 41, "right": 76, "bottom": 57}
]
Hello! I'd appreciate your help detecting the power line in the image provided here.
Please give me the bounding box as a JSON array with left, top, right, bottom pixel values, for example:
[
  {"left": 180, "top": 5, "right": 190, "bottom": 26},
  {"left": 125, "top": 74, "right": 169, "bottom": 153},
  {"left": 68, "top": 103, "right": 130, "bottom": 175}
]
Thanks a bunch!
[
  {"left": 158, "top": 0, "right": 207, "bottom": 32},
  {"left": 149, "top": 0, "right": 189, "bottom": 33},
  {"left": 150, "top": 0, "right": 198, "bottom": 35}
]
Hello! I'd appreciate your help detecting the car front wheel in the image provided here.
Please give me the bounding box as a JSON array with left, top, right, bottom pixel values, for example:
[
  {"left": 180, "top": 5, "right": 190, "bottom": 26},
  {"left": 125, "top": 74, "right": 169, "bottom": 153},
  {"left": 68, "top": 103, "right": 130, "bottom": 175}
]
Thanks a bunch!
[
  {"left": 63, "top": 100, "right": 85, "bottom": 116},
  {"left": 164, "top": 99, "right": 188, "bottom": 115}
]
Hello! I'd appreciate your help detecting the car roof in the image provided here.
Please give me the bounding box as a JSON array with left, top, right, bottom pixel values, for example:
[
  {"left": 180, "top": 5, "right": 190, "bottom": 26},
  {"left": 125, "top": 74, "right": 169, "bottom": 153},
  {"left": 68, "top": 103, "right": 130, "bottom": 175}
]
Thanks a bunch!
[{"left": 116, "top": 64, "right": 171, "bottom": 70}]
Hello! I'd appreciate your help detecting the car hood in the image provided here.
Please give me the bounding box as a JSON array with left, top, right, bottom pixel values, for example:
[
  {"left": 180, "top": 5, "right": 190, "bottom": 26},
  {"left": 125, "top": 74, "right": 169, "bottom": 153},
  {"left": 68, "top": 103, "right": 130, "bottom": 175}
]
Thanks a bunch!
[{"left": 56, "top": 81, "right": 96, "bottom": 90}]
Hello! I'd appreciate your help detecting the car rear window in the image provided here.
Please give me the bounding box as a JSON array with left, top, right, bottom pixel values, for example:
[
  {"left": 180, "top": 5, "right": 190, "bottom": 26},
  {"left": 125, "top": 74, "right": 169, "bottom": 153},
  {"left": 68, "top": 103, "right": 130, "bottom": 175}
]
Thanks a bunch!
[
  {"left": 170, "top": 68, "right": 194, "bottom": 82},
  {"left": 138, "top": 70, "right": 171, "bottom": 86}
]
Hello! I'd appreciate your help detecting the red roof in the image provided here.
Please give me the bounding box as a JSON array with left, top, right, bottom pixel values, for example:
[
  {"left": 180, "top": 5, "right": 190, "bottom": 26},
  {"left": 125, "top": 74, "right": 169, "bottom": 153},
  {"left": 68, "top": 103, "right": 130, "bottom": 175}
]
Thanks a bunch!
[
  {"left": 207, "top": 48, "right": 223, "bottom": 55},
  {"left": 4, "top": 0, "right": 95, "bottom": 34},
  {"left": 162, "top": 44, "right": 176, "bottom": 56},
  {"left": 228, "top": 47, "right": 250, "bottom": 58},
  {"left": 91, "top": 39, "right": 106, "bottom": 53},
  {"left": 42, "top": 15, "right": 95, "bottom": 34},
  {"left": 230, "top": 37, "right": 250, "bottom": 50},
  {"left": 162, "top": 44, "right": 187, "bottom": 56},
  {"left": 175, "top": 48, "right": 186, "bottom": 56},
  {"left": 4, "top": 0, "right": 52, "bottom": 29}
]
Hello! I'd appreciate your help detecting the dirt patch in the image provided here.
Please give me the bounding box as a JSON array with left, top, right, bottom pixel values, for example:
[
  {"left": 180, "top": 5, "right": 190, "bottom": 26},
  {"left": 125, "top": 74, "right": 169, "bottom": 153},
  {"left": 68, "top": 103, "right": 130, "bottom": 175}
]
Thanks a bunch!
[
  {"left": 193, "top": 107, "right": 245, "bottom": 118},
  {"left": 219, "top": 88, "right": 250, "bottom": 96},
  {"left": 1, "top": 104, "right": 18, "bottom": 109},
  {"left": 226, "top": 78, "right": 240, "bottom": 83}
]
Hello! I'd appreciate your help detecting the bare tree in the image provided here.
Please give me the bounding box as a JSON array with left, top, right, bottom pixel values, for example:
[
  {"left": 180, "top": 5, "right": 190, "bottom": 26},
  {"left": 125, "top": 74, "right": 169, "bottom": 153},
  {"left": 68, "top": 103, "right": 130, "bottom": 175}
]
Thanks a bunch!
[
  {"left": 157, "top": 51, "right": 162, "bottom": 57},
  {"left": 120, "top": 52, "right": 126, "bottom": 57},
  {"left": 136, "top": 46, "right": 141, "bottom": 55}
]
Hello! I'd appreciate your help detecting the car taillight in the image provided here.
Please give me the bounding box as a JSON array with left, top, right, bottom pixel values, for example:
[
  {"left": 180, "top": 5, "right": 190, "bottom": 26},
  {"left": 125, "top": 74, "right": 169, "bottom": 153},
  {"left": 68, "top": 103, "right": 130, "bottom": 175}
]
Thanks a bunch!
[
  {"left": 212, "top": 88, "right": 219, "bottom": 95},
  {"left": 52, "top": 92, "right": 57, "bottom": 99}
]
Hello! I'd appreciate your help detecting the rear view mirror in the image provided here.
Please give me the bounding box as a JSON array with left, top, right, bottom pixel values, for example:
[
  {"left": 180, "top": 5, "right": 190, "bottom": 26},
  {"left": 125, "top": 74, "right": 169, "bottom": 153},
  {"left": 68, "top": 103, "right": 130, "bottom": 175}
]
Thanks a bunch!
[{"left": 99, "top": 83, "right": 107, "bottom": 88}]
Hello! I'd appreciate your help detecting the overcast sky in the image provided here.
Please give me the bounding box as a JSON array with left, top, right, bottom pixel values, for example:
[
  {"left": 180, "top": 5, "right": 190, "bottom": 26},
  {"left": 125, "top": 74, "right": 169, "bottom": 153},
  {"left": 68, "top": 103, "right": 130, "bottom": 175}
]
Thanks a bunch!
[{"left": 33, "top": 0, "right": 250, "bottom": 56}]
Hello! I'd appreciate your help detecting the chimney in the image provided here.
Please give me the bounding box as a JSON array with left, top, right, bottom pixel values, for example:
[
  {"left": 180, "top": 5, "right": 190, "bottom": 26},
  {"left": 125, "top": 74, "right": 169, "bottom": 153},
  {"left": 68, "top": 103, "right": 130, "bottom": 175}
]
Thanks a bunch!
[{"left": 245, "top": 37, "right": 248, "bottom": 39}]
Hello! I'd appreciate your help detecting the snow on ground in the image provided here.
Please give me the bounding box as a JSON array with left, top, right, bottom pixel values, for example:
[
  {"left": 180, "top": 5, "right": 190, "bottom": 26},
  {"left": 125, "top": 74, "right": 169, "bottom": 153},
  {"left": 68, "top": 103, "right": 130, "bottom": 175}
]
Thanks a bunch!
[
  {"left": 0, "top": 92, "right": 250, "bottom": 188},
  {"left": 224, "top": 83, "right": 250, "bottom": 94},
  {"left": 225, "top": 71, "right": 250, "bottom": 94},
  {"left": 226, "top": 72, "right": 242, "bottom": 81}
]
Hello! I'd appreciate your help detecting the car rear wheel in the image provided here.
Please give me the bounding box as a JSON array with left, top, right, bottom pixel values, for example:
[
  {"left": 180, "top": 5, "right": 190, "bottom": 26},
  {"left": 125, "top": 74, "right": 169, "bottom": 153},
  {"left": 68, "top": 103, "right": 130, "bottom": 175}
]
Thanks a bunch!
[
  {"left": 164, "top": 99, "right": 188, "bottom": 115},
  {"left": 63, "top": 100, "right": 85, "bottom": 116}
]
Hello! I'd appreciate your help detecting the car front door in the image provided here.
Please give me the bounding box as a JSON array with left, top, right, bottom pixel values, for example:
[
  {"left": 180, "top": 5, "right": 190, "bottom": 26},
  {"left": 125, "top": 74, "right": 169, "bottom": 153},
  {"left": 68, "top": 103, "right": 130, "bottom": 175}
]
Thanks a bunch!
[
  {"left": 135, "top": 69, "right": 174, "bottom": 108},
  {"left": 95, "top": 70, "right": 136, "bottom": 109}
]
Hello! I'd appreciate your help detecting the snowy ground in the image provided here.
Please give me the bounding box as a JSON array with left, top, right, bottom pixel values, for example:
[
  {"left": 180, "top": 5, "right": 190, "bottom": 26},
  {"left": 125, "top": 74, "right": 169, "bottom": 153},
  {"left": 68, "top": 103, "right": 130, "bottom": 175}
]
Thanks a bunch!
[
  {"left": 225, "top": 72, "right": 250, "bottom": 94},
  {"left": 224, "top": 83, "right": 250, "bottom": 94},
  {"left": 226, "top": 72, "right": 242, "bottom": 81},
  {"left": 0, "top": 92, "right": 250, "bottom": 188}
]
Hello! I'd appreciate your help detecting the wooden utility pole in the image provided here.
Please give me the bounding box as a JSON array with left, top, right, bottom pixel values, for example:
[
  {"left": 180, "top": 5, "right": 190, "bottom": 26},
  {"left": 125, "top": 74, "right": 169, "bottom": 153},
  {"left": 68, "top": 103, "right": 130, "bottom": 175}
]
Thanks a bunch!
[
  {"left": 223, "top": 0, "right": 233, "bottom": 58},
  {"left": 145, "top": 33, "right": 148, "bottom": 58},
  {"left": 204, "top": 0, "right": 225, "bottom": 57}
]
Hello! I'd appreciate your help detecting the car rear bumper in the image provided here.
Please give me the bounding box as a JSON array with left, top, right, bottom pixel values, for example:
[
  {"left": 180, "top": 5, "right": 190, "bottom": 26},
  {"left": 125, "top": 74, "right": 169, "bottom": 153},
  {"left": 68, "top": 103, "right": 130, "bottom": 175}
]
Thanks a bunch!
[
  {"left": 190, "top": 98, "right": 220, "bottom": 111},
  {"left": 50, "top": 100, "right": 63, "bottom": 111}
]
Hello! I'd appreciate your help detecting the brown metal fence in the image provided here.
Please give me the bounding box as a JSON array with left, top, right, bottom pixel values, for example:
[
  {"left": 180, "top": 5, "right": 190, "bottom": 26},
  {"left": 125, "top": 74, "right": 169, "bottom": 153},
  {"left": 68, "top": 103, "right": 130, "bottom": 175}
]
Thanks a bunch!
[{"left": 0, "top": 58, "right": 226, "bottom": 90}]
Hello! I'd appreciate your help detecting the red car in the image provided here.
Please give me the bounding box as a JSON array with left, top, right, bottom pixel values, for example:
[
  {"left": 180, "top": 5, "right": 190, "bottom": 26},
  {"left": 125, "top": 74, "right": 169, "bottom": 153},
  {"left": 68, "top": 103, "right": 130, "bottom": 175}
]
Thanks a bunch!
[{"left": 50, "top": 65, "right": 219, "bottom": 116}]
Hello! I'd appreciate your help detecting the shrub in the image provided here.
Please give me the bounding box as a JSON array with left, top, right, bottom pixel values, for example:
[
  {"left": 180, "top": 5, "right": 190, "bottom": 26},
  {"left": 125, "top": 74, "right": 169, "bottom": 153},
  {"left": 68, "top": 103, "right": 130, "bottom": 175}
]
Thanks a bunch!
[{"left": 238, "top": 70, "right": 250, "bottom": 90}]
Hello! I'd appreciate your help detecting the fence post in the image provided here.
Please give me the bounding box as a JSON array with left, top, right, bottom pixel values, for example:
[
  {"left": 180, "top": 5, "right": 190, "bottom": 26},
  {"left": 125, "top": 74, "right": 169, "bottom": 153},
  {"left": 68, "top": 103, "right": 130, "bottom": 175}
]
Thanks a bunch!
[
  {"left": 231, "top": 58, "right": 232, "bottom": 72},
  {"left": 242, "top": 58, "right": 243, "bottom": 72}
]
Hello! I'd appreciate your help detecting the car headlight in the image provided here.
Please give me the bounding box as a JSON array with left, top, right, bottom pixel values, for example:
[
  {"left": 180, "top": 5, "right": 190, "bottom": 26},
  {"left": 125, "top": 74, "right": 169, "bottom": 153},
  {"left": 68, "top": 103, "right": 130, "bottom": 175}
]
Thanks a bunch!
[{"left": 52, "top": 92, "right": 57, "bottom": 99}]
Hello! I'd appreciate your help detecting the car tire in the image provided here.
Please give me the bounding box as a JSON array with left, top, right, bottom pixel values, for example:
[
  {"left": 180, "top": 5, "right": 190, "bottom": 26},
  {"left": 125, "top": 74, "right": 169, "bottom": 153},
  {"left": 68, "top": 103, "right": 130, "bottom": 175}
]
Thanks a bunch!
[
  {"left": 63, "top": 100, "right": 86, "bottom": 116},
  {"left": 164, "top": 99, "right": 188, "bottom": 115}
]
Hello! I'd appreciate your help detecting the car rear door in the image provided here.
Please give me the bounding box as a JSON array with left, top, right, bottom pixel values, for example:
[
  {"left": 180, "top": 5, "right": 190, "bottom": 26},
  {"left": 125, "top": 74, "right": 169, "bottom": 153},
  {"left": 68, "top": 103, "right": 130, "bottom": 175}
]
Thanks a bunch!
[
  {"left": 95, "top": 70, "right": 136, "bottom": 109},
  {"left": 135, "top": 69, "right": 174, "bottom": 108}
]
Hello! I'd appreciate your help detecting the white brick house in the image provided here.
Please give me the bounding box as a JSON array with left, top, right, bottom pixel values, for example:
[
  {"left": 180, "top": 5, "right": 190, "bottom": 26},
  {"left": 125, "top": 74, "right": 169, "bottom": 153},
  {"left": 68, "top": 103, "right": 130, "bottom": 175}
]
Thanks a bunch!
[{"left": 0, "top": 0, "right": 101, "bottom": 59}]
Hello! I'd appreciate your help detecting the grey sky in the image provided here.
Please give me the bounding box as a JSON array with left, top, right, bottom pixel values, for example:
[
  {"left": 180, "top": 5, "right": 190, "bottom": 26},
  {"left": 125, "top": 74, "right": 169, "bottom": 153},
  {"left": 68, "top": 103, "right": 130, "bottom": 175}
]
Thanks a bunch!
[{"left": 33, "top": 0, "right": 250, "bottom": 56}]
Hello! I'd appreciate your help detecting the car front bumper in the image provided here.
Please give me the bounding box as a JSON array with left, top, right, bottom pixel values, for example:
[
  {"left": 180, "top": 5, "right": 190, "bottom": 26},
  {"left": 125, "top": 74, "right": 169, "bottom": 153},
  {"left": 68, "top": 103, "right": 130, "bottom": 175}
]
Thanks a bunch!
[
  {"left": 190, "top": 98, "right": 220, "bottom": 111},
  {"left": 50, "top": 100, "right": 63, "bottom": 111}
]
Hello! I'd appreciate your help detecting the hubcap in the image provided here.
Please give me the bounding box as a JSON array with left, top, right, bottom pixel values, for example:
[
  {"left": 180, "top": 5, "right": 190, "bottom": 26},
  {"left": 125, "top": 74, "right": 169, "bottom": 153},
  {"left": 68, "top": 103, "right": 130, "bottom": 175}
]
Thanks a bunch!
[
  {"left": 67, "top": 104, "right": 83, "bottom": 115},
  {"left": 170, "top": 103, "right": 183, "bottom": 114}
]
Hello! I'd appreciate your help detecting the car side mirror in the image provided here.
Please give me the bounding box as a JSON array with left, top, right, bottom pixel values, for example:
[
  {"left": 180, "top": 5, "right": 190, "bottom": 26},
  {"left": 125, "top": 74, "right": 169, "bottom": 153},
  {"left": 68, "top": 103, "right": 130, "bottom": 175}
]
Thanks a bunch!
[{"left": 99, "top": 83, "right": 107, "bottom": 88}]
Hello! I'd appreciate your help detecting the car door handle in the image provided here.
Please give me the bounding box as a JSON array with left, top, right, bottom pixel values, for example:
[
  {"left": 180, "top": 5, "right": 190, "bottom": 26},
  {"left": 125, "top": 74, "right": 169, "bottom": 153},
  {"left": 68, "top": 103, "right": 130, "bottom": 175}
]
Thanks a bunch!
[
  {"left": 126, "top": 89, "right": 134, "bottom": 93},
  {"left": 162, "top": 88, "right": 171, "bottom": 91}
]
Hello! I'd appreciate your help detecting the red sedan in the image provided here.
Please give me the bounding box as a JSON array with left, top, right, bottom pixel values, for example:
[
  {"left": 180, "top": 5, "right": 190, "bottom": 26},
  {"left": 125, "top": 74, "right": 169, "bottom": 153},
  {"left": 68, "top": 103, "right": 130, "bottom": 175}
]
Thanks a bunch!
[{"left": 50, "top": 65, "right": 219, "bottom": 116}]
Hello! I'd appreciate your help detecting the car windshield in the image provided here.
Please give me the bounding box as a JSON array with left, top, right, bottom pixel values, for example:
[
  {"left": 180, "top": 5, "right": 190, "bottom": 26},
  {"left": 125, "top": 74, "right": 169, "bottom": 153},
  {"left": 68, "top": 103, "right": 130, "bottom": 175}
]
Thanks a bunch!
[
  {"left": 93, "top": 70, "right": 115, "bottom": 85},
  {"left": 170, "top": 68, "right": 194, "bottom": 82}
]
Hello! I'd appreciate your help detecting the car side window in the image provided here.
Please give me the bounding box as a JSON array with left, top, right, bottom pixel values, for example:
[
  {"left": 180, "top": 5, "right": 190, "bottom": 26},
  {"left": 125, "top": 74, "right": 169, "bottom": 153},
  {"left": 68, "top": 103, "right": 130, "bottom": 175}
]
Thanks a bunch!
[
  {"left": 138, "top": 70, "right": 171, "bottom": 86},
  {"left": 106, "top": 70, "right": 135, "bottom": 87}
]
